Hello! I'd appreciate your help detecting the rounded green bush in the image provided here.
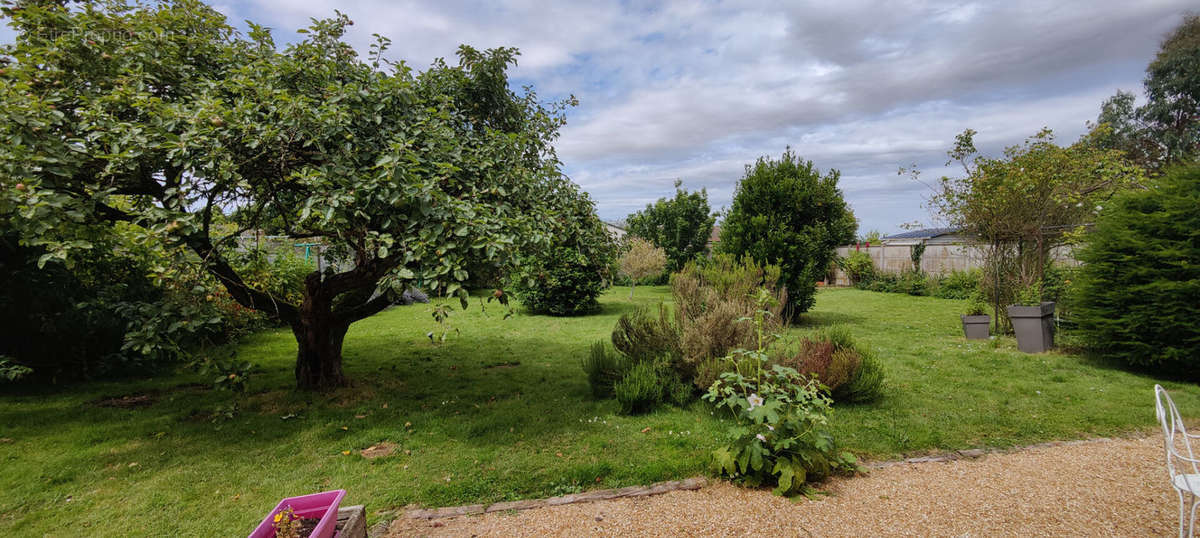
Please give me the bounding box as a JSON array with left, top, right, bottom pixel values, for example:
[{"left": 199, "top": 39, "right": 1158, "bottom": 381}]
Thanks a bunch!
[{"left": 510, "top": 246, "right": 608, "bottom": 316}]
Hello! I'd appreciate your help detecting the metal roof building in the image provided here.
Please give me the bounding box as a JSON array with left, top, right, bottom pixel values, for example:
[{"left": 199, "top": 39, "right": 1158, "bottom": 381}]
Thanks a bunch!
[{"left": 880, "top": 227, "right": 967, "bottom": 246}]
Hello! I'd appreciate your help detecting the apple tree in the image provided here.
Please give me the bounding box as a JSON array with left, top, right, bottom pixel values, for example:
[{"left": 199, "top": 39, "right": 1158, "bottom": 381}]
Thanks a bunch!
[{"left": 0, "top": 1, "right": 580, "bottom": 389}]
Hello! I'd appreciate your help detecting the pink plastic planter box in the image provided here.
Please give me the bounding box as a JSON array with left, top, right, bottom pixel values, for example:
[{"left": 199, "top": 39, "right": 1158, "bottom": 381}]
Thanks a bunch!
[{"left": 248, "top": 489, "right": 346, "bottom": 538}]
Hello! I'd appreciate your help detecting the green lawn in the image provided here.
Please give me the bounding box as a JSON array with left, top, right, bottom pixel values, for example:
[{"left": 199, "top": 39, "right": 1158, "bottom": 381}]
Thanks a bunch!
[{"left": 1, "top": 287, "right": 1195, "bottom": 536}]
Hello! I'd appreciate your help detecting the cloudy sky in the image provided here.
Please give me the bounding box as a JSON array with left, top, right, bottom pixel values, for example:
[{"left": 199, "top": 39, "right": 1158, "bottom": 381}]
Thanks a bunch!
[{"left": 9, "top": 1, "right": 1193, "bottom": 233}]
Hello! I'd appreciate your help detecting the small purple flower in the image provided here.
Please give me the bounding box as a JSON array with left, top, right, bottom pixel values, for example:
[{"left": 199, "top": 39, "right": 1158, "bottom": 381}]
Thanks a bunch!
[{"left": 756, "top": 433, "right": 767, "bottom": 442}]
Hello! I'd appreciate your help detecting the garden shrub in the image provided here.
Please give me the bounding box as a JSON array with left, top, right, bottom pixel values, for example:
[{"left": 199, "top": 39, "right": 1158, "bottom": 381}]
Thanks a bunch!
[
  {"left": 672, "top": 254, "right": 785, "bottom": 385},
  {"left": 581, "top": 341, "right": 630, "bottom": 398},
  {"left": 703, "top": 294, "right": 858, "bottom": 496},
  {"left": 610, "top": 304, "right": 681, "bottom": 364},
  {"left": 833, "top": 346, "right": 885, "bottom": 403},
  {"left": 667, "top": 376, "right": 696, "bottom": 406},
  {"left": 718, "top": 150, "right": 857, "bottom": 316},
  {"left": 894, "top": 271, "right": 929, "bottom": 296},
  {"left": 1074, "top": 166, "right": 1200, "bottom": 373},
  {"left": 0, "top": 223, "right": 328, "bottom": 384},
  {"left": 1040, "top": 264, "right": 1079, "bottom": 321},
  {"left": 856, "top": 271, "right": 926, "bottom": 296},
  {"left": 0, "top": 357, "right": 33, "bottom": 382},
  {"left": 613, "top": 360, "right": 669, "bottom": 414},
  {"left": 931, "top": 269, "right": 981, "bottom": 300},
  {"left": 509, "top": 245, "right": 608, "bottom": 316},
  {"left": 227, "top": 249, "right": 315, "bottom": 306},
  {"left": 0, "top": 235, "right": 162, "bottom": 382},
  {"left": 593, "top": 256, "right": 792, "bottom": 413},
  {"left": 771, "top": 327, "right": 884, "bottom": 403},
  {"left": 823, "top": 349, "right": 861, "bottom": 391},
  {"left": 624, "top": 181, "right": 716, "bottom": 273},
  {"left": 618, "top": 237, "right": 668, "bottom": 297},
  {"left": 836, "top": 251, "right": 875, "bottom": 285}
]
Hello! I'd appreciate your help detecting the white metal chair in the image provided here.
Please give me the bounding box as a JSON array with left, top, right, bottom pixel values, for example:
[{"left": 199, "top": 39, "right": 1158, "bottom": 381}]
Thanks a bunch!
[{"left": 1156, "top": 384, "right": 1200, "bottom": 537}]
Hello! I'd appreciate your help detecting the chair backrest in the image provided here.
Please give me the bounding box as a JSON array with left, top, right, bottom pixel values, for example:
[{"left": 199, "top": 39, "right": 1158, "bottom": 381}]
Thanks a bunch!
[{"left": 1156, "top": 384, "right": 1200, "bottom": 483}]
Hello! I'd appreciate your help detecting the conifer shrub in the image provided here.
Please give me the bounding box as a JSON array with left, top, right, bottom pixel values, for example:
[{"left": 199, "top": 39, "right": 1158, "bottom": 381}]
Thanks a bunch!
[{"left": 1074, "top": 166, "right": 1200, "bottom": 374}]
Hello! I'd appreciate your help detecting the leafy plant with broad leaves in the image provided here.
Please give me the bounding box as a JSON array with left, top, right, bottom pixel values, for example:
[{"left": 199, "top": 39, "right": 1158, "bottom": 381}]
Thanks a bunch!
[
  {"left": 702, "top": 289, "right": 858, "bottom": 496},
  {"left": 836, "top": 250, "right": 874, "bottom": 285},
  {"left": 194, "top": 354, "right": 256, "bottom": 421},
  {"left": 0, "top": 357, "right": 32, "bottom": 382}
]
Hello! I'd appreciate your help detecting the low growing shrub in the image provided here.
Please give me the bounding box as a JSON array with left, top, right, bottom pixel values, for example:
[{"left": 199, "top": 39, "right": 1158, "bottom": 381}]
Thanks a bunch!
[
  {"left": 932, "top": 269, "right": 981, "bottom": 300},
  {"left": 581, "top": 341, "right": 630, "bottom": 398},
  {"left": 593, "top": 257, "right": 792, "bottom": 414},
  {"left": 509, "top": 246, "right": 607, "bottom": 316},
  {"left": 1041, "top": 264, "right": 1079, "bottom": 322},
  {"left": 673, "top": 254, "right": 785, "bottom": 385},
  {"left": 833, "top": 346, "right": 884, "bottom": 403},
  {"left": 771, "top": 327, "right": 884, "bottom": 403},
  {"left": 837, "top": 251, "right": 875, "bottom": 285},
  {"left": 614, "top": 359, "right": 686, "bottom": 414},
  {"left": 610, "top": 304, "right": 681, "bottom": 364}
]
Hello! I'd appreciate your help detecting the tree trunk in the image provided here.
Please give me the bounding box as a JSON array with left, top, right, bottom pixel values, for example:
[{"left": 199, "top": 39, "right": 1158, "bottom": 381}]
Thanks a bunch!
[
  {"left": 629, "top": 281, "right": 635, "bottom": 299},
  {"left": 292, "top": 295, "right": 349, "bottom": 391}
]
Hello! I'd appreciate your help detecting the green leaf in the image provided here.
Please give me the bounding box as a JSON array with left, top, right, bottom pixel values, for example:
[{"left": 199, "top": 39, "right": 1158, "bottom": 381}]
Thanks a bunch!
[{"left": 772, "top": 459, "right": 795, "bottom": 496}]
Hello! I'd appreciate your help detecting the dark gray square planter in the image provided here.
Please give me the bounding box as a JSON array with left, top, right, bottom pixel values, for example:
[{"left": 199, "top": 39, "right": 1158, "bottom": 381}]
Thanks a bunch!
[
  {"left": 961, "top": 315, "right": 990, "bottom": 339},
  {"left": 1006, "top": 301, "right": 1056, "bottom": 353}
]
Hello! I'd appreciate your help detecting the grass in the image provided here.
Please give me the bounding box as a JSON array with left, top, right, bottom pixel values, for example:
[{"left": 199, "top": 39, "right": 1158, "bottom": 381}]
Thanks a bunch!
[{"left": 1, "top": 286, "right": 1196, "bottom": 536}]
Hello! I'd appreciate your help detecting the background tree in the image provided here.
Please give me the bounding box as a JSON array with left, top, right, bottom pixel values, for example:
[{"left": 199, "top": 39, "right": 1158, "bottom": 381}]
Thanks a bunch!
[
  {"left": 0, "top": 1, "right": 576, "bottom": 390},
  {"left": 618, "top": 237, "right": 667, "bottom": 298},
  {"left": 930, "top": 128, "right": 1145, "bottom": 328},
  {"left": 1090, "top": 91, "right": 1161, "bottom": 170},
  {"left": 1141, "top": 13, "right": 1200, "bottom": 166},
  {"left": 1073, "top": 165, "right": 1200, "bottom": 375},
  {"left": 1093, "top": 14, "right": 1200, "bottom": 171},
  {"left": 625, "top": 180, "right": 715, "bottom": 273},
  {"left": 506, "top": 186, "right": 615, "bottom": 316},
  {"left": 718, "top": 150, "right": 856, "bottom": 317}
]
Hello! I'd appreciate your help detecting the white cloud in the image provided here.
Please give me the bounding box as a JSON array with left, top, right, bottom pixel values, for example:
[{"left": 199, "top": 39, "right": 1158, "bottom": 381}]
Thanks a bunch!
[{"left": 6, "top": 0, "right": 1188, "bottom": 233}]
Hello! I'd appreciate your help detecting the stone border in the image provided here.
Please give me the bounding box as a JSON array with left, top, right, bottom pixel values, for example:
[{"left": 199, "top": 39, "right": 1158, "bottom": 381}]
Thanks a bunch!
[
  {"left": 337, "top": 505, "right": 367, "bottom": 538},
  {"left": 403, "top": 477, "right": 708, "bottom": 520}
]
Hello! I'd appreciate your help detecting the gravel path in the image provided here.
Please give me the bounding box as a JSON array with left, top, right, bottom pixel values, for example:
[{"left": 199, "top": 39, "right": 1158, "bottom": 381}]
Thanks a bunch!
[{"left": 387, "top": 435, "right": 1176, "bottom": 537}]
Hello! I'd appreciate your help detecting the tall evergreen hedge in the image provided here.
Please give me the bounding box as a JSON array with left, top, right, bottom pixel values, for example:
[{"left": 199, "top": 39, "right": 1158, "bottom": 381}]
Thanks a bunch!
[{"left": 1074, "top": 165, "right": 1200, "bottom": 374}]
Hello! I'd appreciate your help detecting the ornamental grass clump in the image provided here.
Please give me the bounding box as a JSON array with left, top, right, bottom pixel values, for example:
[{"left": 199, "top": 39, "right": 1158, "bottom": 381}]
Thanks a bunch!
[
  {"left": 770, "top": 327, "right": 884, "bottom": 403},
  {"left": 702, "top": 289, "right": 859, "bottom": 496}
]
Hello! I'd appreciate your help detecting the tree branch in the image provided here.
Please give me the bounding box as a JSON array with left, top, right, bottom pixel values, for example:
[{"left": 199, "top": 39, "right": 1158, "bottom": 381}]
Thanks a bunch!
[
  {"left": 334, "top": 293, "right": 392, "bottom": 324},
  {"left": 183, "top": 233, "right": 300, "bottom": 323}
]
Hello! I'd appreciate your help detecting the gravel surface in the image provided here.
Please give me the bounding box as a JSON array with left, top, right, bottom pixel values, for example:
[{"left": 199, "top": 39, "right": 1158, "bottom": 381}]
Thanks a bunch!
[{"left": 387, "top": 435, "right": 1177, "bottom": 537}]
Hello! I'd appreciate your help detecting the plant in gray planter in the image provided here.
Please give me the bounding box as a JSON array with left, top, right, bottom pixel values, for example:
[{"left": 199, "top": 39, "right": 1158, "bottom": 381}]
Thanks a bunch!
[
  {"left": 961, "top": 299, "right": 990, "bottom": 340},
  {"left": 1007, "top": 281, "right": 1055, "bottom": 353}
]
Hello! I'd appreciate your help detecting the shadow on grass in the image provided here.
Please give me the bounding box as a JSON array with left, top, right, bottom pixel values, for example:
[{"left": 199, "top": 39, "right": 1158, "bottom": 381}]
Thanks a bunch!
[
  {"left": 792, "top": 310, "right": 866, "bottom": 328},
  {"left": 0, "top": 329, "right": 625, "bottom": 463}
]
